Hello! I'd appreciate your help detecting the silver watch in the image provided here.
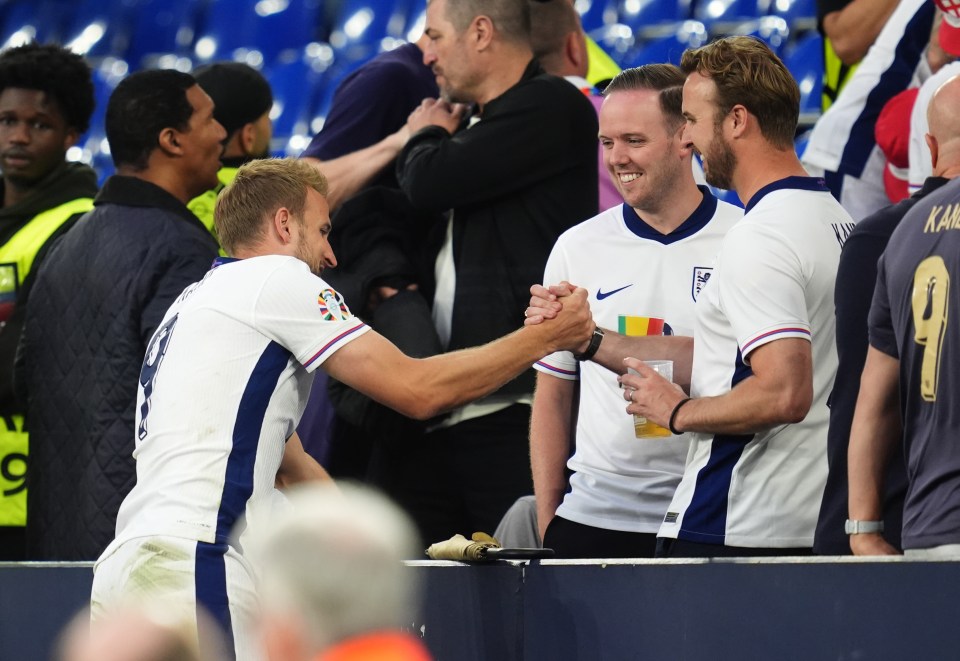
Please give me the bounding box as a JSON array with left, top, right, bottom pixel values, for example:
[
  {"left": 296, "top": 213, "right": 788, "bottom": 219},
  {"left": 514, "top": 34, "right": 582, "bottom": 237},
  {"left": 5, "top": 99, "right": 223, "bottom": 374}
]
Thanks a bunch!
[{"left": 845, "top": 519, "right": 884, "bottom": 535}]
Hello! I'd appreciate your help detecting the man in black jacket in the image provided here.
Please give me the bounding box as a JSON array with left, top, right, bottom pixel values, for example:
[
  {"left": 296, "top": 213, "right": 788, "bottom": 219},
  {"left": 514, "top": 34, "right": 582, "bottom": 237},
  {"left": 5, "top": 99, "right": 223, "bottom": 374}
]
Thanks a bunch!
[
  {"left": 818, "top": 74, "right": 960, "bottom": 555},
  {"left": 0, "top": 43, "right": 98, "bottom": 560},
  {"left": 16, "top": 69, "right": 224, "bottom": 560},
  {"left": 393, "top": 0, "right": 598, "bottom": 543}
]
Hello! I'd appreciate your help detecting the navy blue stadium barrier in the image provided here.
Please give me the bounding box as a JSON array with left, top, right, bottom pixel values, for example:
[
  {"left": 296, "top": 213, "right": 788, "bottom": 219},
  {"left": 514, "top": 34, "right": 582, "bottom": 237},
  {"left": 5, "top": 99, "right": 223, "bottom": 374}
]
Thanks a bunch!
[{"left": 3, "top": 557, "right": 960, "bottom": 660}]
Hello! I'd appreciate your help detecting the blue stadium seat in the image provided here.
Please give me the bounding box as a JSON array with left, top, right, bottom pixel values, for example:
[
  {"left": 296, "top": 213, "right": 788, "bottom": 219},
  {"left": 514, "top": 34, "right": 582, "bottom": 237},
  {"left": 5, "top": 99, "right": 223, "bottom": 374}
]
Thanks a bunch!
[
  {"left": 770, "top": 0, "right": 816, "bottom": 31},
  {"left": 125, "top": 0, "right": 203, "bottom": 69},
  {"left": 193, "top": 0, "right": 324, "bottom": 68},
  {"left": 404, "top": 3, "right": 426, "bottom": 42},
  {"left": 784, "top": 32, "right": 823, "bottom": 126},
  {"left": 265, "top": 56, "right": 328, "bottom": 157},
  {"left": 192, "top": 0, "right": 273, "bottom": 66},
  {"left": 693, "top": 0, "right": 764, "bottom": 33},
  {"left": 621, "top": 20, "right": 708, "bottom": 68},
  {"left": 253, "top": 0, "right": 326, "bottom": 66},
  {"left": 589, "top": 23, "right": 636, "bottom": 68},
  {"left": 0, "top": 0, "right": 69, "bottom": 47},
  {"left": 328, "top": 0, "right": 409, "bottom": 67},
  {"left": 617, "top": 0, "right": 693, "bottom": 38},
  {"left": 60, "top": 0, "right": 138, "bottom": 59},
  {"left": 76, "top": 64, "right": 124, "bottom": 185},
  {"left": 730, "top": 16, "right": 790, "bottom": 57},
  {"left": 577, "top": 0, "right": 617, "bottom": 33}
]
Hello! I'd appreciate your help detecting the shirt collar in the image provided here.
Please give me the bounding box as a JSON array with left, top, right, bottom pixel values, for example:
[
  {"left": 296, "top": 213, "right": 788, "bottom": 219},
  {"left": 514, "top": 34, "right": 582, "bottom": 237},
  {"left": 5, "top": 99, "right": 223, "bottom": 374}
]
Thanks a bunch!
[
  {"left": 482, "top": 59, "right": 543, "bottom": 116},
  {"left": 621, "top": 185, "right": 719, "bottom": 245},
  {"left": 744, "top": 176, "right": 830, "bottom": 214},
  {"left": 95, "top": 175, "right": 207, "bottom": 231}
]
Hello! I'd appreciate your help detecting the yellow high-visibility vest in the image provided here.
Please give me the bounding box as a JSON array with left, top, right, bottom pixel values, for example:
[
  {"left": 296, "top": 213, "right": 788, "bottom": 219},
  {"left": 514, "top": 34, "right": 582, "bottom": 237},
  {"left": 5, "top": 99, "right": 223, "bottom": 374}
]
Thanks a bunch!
[
  {"left": 822, "top": 37, "right": 858, "bottom": 112},
  {"left": 586, "top": 36, "right": 622, "bottom": 88},
  {"left": 187, "top": 167, "right": 238, "bottom": 255},
  {"left": 0, "top": 196, "right": 94, "bottom": 527}
]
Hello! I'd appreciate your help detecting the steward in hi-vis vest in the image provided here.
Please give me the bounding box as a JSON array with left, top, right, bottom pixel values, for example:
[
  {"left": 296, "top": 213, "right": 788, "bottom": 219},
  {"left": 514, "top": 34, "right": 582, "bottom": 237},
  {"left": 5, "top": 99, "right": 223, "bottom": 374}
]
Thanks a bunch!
[
  {"left": 0, "top": 44, "right": 97, "bottom": 559},
  {"left": 187, "top": 62, "right": 273, "bottom": 250}
]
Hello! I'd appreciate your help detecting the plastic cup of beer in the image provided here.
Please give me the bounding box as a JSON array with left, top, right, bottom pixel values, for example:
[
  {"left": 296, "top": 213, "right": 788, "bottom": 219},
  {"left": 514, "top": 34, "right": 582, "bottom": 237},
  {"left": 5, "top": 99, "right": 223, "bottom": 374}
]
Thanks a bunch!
[{"left": 628, "top": 360, "right": 673, "bottom": 438}]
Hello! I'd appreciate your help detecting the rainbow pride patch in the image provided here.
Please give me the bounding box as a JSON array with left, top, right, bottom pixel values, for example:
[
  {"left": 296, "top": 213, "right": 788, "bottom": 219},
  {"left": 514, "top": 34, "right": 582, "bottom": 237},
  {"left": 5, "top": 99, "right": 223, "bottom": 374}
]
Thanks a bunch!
[{"left": 618, "top": 315, "right": 664, "bottom": 336}]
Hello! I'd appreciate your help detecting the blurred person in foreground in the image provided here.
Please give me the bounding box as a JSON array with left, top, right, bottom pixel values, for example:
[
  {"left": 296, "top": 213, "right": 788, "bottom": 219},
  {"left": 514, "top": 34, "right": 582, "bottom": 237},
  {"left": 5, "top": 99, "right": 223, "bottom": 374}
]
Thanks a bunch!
[
  {"left": 58, "top": 605, "right": 227, "bottom": 661},
  {"left": 253, "top": 483, "right": 432, "bottom": 661}
]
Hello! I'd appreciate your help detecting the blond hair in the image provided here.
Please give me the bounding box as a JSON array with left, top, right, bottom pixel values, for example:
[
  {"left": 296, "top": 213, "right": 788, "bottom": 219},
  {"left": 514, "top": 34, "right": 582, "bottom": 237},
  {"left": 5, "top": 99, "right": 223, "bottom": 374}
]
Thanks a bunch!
[{"left": 214, "top": 158, "right": 328, "bottom": 255}]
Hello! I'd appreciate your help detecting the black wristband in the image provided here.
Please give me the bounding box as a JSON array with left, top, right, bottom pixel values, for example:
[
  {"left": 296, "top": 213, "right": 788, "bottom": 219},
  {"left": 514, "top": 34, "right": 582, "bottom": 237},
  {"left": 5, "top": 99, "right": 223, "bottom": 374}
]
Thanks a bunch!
[
  {"left": 573, "top": 326, "right": 604, "bottom": 361},
  {"left": 668, "top": 398, "right": 692, "bottom": 435}
]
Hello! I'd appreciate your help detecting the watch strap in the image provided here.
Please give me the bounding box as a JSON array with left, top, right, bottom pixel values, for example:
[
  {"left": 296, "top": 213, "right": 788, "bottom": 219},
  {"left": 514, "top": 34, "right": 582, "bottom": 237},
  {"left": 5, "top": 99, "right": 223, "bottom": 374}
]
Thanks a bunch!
[
  {"left": 845, "top": 519, "right": 884, "bottom": 535},
  {"left": 573, "top": 326, "right": 604, "bottom": 362}
]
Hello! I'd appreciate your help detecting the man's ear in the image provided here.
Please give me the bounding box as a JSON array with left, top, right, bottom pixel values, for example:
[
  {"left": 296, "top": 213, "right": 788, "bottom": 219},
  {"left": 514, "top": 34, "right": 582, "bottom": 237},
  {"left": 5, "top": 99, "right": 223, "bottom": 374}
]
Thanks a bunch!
[
  {"left": 473, "top": 15, "right": 494, "bottom": 50},
  {"left": 157, "top": 127, "right": 184, "bottom": 156},
  {"left": 675, "top": 122, "right": 693, "bottom": 157},
  {"left": 566, "top": 31, "right": 588, "bottom": 78},
  {"left": 239, "top": 122, "right": 256, "bottom": 156},
  {"left": 273, "top": 206, "right": 294, "bottom": 245},
  {"left": 926, "top": 132, "right": 939, "bottom": 172},
  {"left": 728, "top": 105, "right": 749, "bottom": 139},
  {"left": 62, "top": 127, "right": 80, "bottom": 151}
]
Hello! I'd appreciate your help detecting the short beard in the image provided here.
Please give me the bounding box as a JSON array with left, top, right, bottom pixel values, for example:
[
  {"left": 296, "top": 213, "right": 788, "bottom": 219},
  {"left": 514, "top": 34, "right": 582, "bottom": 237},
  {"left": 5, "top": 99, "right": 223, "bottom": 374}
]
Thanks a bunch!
[
  {"left": 295, "top": 237, "right": 322, "bottom": 276},
  {"left": 703, "top": 126, "right": 736, "bottom": 191}
]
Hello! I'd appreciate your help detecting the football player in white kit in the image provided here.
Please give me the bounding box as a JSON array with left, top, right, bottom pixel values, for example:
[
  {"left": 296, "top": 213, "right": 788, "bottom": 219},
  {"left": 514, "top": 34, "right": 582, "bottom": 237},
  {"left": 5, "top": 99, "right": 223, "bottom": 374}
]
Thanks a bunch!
[
  {"left": 90, "top": 158, "right": 594, "bottom": 660},
  {"left": 530, "top": 63, "right": 741, "bottom": 558},
  {"left": 529, "top": 37, "right": 854, "bottom": 557}
]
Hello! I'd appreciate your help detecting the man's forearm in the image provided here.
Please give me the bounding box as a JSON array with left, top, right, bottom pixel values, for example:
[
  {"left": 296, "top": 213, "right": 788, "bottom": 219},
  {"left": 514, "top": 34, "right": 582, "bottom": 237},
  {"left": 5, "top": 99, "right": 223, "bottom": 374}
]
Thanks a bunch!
[
  {"left": 302, "top": 129, "right": 407, "bottom": 210},
  {"left": 848, "top": 348, "right": 902, "bottom": 522},
  {"left": 530, "top": 375, "right": 576, "bottom": 539},
  {"left": 276, "top": 432, "right": 333, "bottom": 489},
  {"left": 668, "top": 338, "right": 813, "bottom": 435},
  {"left": 592, "top": 332, "right": 693, "bottom": 388},
  {"left": 822, "top": 0, "right": 899, "bottom": 66},
  {"left": 325, "top": 291, "right": 593, "bottom": 421}
]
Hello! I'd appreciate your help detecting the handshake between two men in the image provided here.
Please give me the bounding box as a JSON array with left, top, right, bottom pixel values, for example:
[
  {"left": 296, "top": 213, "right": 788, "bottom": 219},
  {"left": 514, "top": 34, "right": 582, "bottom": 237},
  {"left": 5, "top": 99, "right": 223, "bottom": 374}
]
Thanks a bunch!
[{"left": 524, "top": 281, "right": 691, "bottom": 432}]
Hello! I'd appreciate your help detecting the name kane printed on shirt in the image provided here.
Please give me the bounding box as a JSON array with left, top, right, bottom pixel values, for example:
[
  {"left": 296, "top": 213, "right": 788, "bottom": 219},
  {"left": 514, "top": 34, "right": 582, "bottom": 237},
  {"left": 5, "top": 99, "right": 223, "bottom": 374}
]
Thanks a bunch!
[
  {"left": 923, "top": 202, "right": 960, "bottom": 233},
  {"left": 832, "top": 221, "right": 857, "bottom": 248}
]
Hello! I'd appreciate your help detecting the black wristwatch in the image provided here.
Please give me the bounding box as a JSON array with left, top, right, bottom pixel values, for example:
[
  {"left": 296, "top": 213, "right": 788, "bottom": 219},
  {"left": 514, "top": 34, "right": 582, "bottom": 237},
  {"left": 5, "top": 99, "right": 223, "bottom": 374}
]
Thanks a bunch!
[{"left": 574, "top": 326, "right": 604, "bottom": 361}]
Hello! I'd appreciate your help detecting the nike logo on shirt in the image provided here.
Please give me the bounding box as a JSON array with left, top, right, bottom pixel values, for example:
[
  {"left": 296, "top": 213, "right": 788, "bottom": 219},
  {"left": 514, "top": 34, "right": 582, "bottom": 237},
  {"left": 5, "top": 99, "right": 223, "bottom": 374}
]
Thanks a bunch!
[{"left": 596, "top": 284, "right": 633, "bottom": 300}]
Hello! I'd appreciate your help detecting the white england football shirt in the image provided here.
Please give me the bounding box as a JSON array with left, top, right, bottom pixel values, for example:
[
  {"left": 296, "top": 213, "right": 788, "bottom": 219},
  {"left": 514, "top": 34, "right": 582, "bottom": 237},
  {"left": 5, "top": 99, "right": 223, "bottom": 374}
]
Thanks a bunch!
[
  {"left": 108, "top": 255, "right": 369, "bottom": 550},
  {"left": 658, "top": 178, "right": 849, "bottom": 548},
  {"left": 802, "top": 0, "right": 931, "bottom": 176},
  {"left": 535, "top": 189, "right": 741, "bottom": 533}
]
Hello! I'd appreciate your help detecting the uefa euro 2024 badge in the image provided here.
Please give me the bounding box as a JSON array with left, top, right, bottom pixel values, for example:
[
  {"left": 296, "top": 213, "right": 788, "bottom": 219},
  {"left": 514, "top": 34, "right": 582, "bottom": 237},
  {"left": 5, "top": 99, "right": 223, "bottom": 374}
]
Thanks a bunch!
[{"left": 317, "top": 288, "right": 351, "bottom": 321}]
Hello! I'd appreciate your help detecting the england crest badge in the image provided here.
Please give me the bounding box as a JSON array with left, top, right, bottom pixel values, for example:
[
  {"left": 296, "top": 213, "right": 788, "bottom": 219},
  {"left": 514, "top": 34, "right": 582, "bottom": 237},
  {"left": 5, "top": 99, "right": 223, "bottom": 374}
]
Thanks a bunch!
[{"left": 691, "top": 267, "right": 713, "bottom": 302}]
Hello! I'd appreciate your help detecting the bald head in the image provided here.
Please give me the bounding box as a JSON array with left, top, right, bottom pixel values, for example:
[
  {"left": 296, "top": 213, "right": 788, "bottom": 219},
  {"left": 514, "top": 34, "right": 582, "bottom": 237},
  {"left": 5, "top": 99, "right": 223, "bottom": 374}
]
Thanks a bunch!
[
  {"left": 927, "top": 74, "right": 960, "bottom": 176},
  {"left": 529, "top": 0, "right": 587, "bottom": 78}
]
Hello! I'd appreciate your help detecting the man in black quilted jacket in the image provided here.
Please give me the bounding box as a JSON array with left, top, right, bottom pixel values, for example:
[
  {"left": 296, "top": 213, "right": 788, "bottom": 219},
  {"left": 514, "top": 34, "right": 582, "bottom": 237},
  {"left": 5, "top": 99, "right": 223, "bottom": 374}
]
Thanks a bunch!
[{"left": 15, "top": 69, "right": 225, "bottom": 560}]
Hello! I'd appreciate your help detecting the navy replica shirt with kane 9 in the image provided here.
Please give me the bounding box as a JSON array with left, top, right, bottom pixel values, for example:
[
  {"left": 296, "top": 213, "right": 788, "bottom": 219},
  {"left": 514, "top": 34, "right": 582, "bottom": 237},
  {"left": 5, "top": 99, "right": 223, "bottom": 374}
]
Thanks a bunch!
[{"left": 869, "top": 176, "right": 960, "bottom": 551}]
